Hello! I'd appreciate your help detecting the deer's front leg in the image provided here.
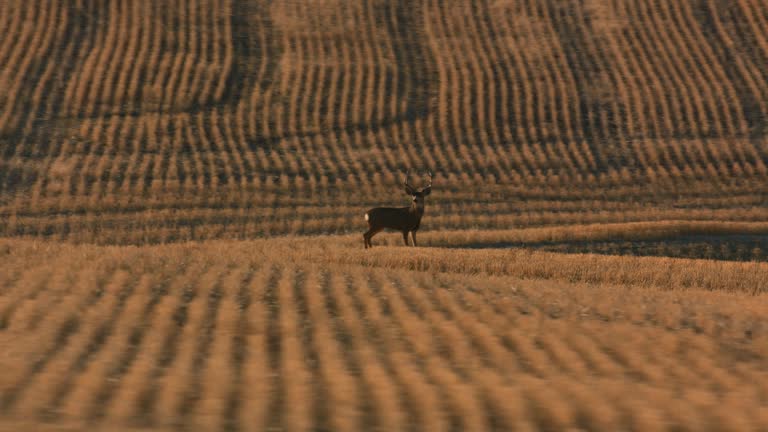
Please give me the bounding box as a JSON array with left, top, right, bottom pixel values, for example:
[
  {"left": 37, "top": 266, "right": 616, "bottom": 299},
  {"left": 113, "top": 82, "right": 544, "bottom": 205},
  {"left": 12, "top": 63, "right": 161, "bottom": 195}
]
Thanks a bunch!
[
  {"left": 411, "top": 231, "right": 417, "bottom": 247},
  {"left": 402, "top": 231, "right": 410, "bottom": 246}
]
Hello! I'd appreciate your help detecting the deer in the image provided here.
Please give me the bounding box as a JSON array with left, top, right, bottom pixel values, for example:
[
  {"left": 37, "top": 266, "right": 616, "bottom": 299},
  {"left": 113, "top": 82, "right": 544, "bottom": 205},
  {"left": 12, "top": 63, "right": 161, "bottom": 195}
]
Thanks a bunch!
[{"left": 364, "top": 170, "right": 432, "bottom": 249}]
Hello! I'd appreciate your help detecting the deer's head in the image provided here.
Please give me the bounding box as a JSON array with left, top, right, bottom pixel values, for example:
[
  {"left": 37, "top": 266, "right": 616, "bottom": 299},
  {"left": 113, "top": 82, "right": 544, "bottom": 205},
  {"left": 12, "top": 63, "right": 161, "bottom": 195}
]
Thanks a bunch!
[{"left": 404, "top": 170, "right": 432, "bottom": 210}]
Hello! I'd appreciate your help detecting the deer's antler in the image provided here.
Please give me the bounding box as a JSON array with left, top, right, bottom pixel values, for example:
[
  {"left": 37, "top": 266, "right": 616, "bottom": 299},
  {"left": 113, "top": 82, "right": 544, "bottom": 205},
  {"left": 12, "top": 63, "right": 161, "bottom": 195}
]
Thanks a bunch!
[{"left": 403, "top": 169, "right": 417, "bottom": 194}]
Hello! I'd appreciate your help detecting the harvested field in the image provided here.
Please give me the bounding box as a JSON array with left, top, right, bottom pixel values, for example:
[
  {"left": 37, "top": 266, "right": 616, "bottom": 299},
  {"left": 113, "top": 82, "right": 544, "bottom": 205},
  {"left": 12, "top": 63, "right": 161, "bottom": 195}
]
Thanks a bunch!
[
  {"left": 0, "top": 238, "right": 767, "bottom": 431},
  {"left": 0, "top": 0, "right": 767, "bottom": 243},
  {"left": 1, "top": 0, "right": 768, "bottom": 430}
]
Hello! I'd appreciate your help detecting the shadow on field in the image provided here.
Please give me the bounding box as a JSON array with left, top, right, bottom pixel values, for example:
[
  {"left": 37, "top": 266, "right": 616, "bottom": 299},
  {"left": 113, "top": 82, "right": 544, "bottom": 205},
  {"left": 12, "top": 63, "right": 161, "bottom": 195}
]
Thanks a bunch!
[{"left": 451, "top": 234, "right": 768, "bottom": 262}]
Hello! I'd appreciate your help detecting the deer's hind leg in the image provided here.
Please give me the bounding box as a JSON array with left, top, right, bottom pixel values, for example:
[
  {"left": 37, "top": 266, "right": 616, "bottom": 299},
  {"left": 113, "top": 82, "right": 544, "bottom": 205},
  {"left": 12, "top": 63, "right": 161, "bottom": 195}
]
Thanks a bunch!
[{"left": 364, "top": 227, "right": 382, "bottom": 249}]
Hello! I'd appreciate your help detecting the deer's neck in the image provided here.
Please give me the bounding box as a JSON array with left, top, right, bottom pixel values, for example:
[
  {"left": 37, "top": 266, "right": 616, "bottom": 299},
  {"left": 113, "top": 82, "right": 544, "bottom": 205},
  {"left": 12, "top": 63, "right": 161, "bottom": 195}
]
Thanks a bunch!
[{"left": 410, "top": 202, "right": 425, "bottom": 217}]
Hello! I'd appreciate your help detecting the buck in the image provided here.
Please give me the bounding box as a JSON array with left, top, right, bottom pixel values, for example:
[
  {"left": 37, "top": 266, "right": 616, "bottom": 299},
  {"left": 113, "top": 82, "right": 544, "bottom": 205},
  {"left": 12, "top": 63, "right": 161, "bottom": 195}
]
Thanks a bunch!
[{"left": 364, "top": 171, "right": 432, "bottom": 248}]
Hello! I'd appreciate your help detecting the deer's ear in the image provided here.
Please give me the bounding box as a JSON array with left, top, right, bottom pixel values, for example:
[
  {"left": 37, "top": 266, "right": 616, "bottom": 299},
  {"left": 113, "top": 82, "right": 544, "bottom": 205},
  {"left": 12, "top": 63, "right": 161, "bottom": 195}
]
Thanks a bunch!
[
  {"left": 421, "top": 187, "right": 431, "bottom": 196},
  {"left": 405, "top": 185, "right": 416, "bottom": 195}
]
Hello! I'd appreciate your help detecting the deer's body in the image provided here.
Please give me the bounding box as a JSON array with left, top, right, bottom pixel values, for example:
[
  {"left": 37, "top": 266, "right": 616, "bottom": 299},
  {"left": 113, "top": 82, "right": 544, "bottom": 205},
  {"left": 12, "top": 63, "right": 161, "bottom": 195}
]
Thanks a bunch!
[
  {"left": 365, "top": 206, "right": 424, "bottom": 231},
  {"left": 364, "top": 171, "right": 431, "bottom": 248}
]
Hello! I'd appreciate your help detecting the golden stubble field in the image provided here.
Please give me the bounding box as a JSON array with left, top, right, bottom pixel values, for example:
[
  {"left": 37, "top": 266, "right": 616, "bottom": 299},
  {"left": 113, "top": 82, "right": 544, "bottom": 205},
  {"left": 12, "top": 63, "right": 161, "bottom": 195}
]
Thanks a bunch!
[
  {"left": 0, "top": 237, "right": 767, "bottom": 432},
  {"left": 1, "top": 0, "right": 768, "bottom": 241},
  {"left": 1, "top": 0, "right": 768, "bottom": 430}
]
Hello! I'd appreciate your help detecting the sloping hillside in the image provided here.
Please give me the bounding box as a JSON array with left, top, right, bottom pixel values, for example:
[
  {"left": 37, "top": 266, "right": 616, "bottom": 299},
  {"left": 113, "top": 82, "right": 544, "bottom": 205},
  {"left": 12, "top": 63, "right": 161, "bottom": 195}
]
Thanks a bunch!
[{"left": 0, "top": 0, "right": 767, "bottom": 243}]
